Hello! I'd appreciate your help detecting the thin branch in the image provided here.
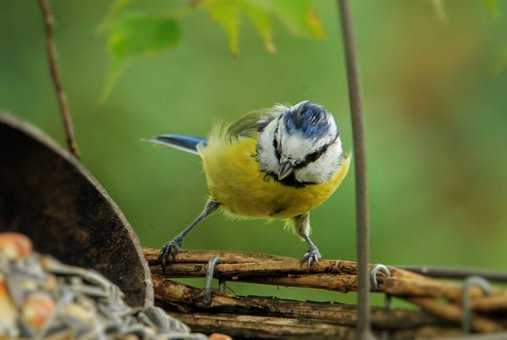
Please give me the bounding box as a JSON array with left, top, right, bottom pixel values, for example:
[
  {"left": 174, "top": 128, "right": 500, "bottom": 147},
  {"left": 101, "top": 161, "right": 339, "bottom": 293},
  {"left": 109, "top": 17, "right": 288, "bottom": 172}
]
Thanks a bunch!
[
  {"left": 153, "top": 277, "right": 463, "bottom": 339},
  {"left": 166, "top": 311, "right": 465, "bottom": 340},
  {"left": 144, "top": 248, "right": 507, "bottom": 333},
  {"left": 336, "top": 0, "right": 371, "bottom": 338},
  {"left": 152, "top": 277, "right": 503, "bottom": 338},
  {"left": 407, "top": 297, "right": 502, "bottom": 334},
  {"left": 143, "top": 248, "right": 502, "bottom": 304},
  {"left": 144, "top": 248, "right": 292, "bottom": 265},
  {"left": 37, "top": 0, "right": 80, "bottom": 158},
  {"left": 147, "top": 260, "right": 477, "bottom": 302}
]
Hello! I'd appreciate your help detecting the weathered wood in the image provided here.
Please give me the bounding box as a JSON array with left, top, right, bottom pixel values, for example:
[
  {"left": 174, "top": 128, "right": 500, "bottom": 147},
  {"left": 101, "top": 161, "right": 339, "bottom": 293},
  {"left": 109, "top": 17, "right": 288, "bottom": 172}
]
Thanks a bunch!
[
  {"left": 146, "top": 248, "right": 507, "bottom": 334},
  {"left": 144, "top": 248, "right": 292, "bottom": 265},
  {"left": 167, "top": 312, "right": 462, "bottom": 339},
  {"left": 152, "top": 276, "right": 442, "bottom": 330},
  {"left": 408, "top": 298, "right": 503, "bottom": 334},
  {"left": 169, "top": 311, "right": 355, "bottom": 339},
  {"left": 149, "top": 261, "right": 469, "bottom": 301},
  {"left": 472, "top": 295, "right": 507, "bottom": 312},
  {"left": 145, "top": 249, "right": 492, "bottom": 302}
]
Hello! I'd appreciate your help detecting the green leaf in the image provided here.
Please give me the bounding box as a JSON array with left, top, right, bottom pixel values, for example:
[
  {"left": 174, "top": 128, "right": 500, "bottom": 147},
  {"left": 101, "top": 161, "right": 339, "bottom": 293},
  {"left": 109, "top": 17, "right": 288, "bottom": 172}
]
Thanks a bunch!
[
  {"left": 264, "top": 0, "right": 324, "bottom": 38},
  {"left": 203, "top": 0, "right": 324, "bottom": 56},
  {"left": 241, "top": 1, "right": 275, "bottom": 54},
  {"left": 108, "top": 12, "right": 180, "bottom": 60},
  {"left": 103, "top": 11, "right": 180, "bottom": 99},
  {"left": 204, "top": 0, "right": 240, "bottom": 56}
]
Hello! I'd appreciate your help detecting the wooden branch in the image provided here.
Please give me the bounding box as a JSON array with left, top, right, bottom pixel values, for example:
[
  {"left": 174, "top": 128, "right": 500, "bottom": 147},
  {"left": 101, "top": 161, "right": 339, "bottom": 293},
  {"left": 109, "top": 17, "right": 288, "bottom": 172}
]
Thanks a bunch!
[
  {"left": 144, "top": 248, "right": 291, "bottom": 265},
  {"left": 37, "top": 0, "right": 80, "bottom": 158},
  {"left": 152, "top": 276, "right": 442, "bottom": 330},
  {"left": 169, "top": 311, "right": 356, "bottom": 340},
  {"left": 145, "top": 248, "right": 507, "bottom": 334},
  {"left": 167, "top": 311, "right": 465, "bottom": 340},
  {"left": 154, "top": 277, "right": 463, "bottom": 339},
  {"left": 408, "top": 298, "right": 503, "bottom": 334},
  {"left": 472, "top": 295, "right": 507, "bottom": 312},
  {"left": 145, "top": 249, "right": 472, "bottom": 301},
  {"left": 145, "top": 249, "right": 506, "bottom": 307}
]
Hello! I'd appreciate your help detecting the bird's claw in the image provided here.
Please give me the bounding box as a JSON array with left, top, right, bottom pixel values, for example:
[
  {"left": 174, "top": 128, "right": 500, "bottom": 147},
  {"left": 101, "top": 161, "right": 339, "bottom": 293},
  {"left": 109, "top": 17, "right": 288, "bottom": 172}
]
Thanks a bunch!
[
  {"left": 159, "top": 239, "right": 182, "bottom": 267},
  {"left": 301, "top": 247, "right": 322, "bottom": 266}
]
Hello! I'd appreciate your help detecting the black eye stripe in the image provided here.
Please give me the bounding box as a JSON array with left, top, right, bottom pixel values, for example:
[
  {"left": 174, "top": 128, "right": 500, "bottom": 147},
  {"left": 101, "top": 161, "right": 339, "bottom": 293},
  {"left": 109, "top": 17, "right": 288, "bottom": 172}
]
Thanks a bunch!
[
  {"left": 293, "top": 134, "right": 338, "bottom": 169},
  {"left": 272, "top": 118, "right": 282, "bottom": 161}
]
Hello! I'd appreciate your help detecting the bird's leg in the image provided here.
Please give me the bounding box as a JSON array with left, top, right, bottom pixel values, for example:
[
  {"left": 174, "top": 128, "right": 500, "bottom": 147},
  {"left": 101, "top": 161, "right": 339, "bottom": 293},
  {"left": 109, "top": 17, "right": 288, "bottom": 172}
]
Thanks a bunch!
[
  {"left": 159, "top": 199, "right": 220, "bottom": 266},
  {"left": 294, "top": 213, "right": 322, "bottom": 265}
]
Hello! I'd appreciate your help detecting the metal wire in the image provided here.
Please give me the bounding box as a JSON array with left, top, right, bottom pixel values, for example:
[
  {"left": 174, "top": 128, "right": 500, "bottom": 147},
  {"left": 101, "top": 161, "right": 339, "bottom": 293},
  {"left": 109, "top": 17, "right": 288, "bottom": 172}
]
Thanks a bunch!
[{"left": 462, "top": 276, "right": 492, "bottom": 334}]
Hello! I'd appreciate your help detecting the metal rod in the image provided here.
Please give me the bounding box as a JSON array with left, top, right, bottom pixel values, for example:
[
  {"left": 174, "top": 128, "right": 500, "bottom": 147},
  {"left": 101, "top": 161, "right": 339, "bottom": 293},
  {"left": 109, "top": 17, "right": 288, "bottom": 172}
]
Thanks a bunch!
[
  {"left": 400, "top": 265, "right": 507, "bottom": 283},
  {"left": 337, "top": 1, "right": 372, "bottom": 339}
]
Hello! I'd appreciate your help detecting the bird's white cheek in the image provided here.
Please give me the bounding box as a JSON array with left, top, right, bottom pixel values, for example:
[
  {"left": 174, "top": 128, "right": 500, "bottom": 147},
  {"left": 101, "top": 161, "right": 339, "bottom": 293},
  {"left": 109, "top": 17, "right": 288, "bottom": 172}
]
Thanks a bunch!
[
  {"left": 295, "top": 141, "right": 343, "bottom": 183},
  {"left": 284, "top": 135, "right": 314, "bottom": 160},
  {"left": 257, "top": 121, "right": 280, "bottom": 174}
]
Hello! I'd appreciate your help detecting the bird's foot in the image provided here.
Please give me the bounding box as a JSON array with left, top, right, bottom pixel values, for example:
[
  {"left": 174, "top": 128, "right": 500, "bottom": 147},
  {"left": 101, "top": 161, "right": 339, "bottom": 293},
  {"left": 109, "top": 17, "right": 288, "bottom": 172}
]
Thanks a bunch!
[
  {"left": 159, "top": 238, "right": 182, "bottom": 268},
  {"left": 301, "top": 247, "right": 322, "bottom": 266}
]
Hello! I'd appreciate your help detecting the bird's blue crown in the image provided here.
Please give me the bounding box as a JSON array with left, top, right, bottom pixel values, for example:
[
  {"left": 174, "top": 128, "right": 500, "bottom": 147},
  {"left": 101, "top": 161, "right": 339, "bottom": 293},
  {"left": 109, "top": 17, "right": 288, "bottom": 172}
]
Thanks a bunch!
[{"left": 283, "top": 101, "right": 335, "bottom": 139}]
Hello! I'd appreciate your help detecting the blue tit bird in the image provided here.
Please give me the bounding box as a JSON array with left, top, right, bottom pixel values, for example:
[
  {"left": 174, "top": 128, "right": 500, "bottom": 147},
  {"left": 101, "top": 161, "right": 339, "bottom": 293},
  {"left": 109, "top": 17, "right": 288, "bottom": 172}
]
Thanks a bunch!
[{"left": 148, "top": 100, "right": 350, "bottom": 265}]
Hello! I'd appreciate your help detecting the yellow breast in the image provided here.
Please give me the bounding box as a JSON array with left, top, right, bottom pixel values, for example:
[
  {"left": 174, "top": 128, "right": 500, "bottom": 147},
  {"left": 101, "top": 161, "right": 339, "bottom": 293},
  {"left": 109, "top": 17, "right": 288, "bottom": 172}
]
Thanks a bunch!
[{"left": 200, "top": 135, "right": 350, "bottom": 219}]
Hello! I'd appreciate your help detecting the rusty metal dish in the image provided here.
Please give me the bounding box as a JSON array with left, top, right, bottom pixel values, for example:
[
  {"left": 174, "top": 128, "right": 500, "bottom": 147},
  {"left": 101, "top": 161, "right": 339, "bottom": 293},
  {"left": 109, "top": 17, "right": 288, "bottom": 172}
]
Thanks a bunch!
[{"left": 0, "top": 112, "right": 153, "bottom": 307}]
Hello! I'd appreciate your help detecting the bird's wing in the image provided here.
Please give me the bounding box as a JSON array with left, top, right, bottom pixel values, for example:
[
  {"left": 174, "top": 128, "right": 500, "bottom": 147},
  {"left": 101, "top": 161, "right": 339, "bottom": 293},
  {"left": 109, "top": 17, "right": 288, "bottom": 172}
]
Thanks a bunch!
[
  {"left": 226, "top": 107, "right": 282, "bottom": 139},
  {"left": 145, "top": 134, "right": 207, "bottom": 155},
  {"left": 146, "top": 105, "right": 285, "bottom": 154}
]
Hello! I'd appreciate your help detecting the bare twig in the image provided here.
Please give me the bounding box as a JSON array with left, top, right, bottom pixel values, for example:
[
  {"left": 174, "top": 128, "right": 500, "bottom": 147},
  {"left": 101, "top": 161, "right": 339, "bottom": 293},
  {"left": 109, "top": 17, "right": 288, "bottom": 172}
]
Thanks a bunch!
[
  {"left": 143, "top": 248, "right": 292, "bottom": 265},
  {"left": 170, "top": 311, "right": 356, "bottom": 340},
  {"left": 145, "top": 248, "right": 507, "bottom": 334},
  {"left": 167, "top": 312, "right": 464, "bottom": 340},
  {"left": 145, "top": 249, "right": 507, "bottom": 288},
  {"left": 148, "top": 260, "right": 465, "bottom": 301},
  {"left": 472, "top": 295, "right": 507, "bottom": 312},
  {"left": 336, "top": 1, "right": 371, "bottom": 338},
  {"left": 154, "top": 278, "right": 464, "bottom": 339},
  {"left": 37, "top": 0, "right": 80, "bottom": 158},
  {"left": 143, "top": 248, "right": 503, "bottom": 303},
  {"left": 152, "top": 276, "right": 442, "bottom": 330},
  {"left": 407, "top": 298, "right": 502, "bottom": 334}
]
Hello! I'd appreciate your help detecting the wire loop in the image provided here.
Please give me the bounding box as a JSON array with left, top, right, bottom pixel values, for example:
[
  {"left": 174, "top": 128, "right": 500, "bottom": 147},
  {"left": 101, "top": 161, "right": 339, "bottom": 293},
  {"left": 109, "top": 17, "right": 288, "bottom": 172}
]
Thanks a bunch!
[{"left": 462, "top": 276, "right": 492, "bottom": 333}]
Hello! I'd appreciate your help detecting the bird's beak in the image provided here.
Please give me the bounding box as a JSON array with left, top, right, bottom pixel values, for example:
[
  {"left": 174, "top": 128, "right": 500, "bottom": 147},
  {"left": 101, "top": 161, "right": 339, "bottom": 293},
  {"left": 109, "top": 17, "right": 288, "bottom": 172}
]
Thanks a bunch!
[{"left": 278, "top": 162, "right": 293, "bottom": 180}]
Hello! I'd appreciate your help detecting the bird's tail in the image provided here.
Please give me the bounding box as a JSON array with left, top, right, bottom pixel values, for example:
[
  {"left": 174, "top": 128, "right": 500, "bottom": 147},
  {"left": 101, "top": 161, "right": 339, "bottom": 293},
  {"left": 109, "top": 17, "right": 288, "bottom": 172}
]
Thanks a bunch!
[{"left": 144, "top": 134, "right": 207, "bottom": 155}]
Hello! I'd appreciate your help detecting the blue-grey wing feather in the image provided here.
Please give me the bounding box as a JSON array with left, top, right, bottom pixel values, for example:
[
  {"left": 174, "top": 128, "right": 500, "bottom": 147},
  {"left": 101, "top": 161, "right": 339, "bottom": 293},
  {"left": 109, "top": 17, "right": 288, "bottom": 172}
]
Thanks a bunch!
[
  {"left": 147, "top": 134, "right": 207, "bottom": 155},
  {"left": 148, "top": 106, "right": 283, "bottom": 154}
]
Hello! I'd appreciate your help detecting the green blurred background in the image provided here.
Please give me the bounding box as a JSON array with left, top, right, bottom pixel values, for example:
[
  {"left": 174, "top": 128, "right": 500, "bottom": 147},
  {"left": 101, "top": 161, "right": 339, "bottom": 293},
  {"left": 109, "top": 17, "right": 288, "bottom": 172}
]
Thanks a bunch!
[{"left": 1, "top": 1, "right": 506, "bottom": 303}]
